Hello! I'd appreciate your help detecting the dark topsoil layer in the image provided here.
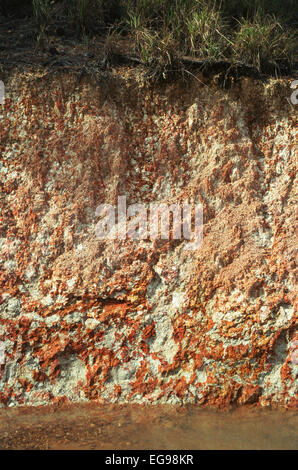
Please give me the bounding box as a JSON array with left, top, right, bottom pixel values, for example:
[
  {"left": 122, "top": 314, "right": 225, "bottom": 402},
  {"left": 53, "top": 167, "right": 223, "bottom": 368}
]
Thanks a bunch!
[{"left": 0, "top": 10, "right": 297, "bottom": 86}]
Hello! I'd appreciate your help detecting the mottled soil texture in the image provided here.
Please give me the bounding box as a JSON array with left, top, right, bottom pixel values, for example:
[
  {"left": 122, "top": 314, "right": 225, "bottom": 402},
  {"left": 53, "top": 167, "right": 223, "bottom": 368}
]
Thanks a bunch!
[{"left": 0, "top": 70, "right": 297, "bottom": 408}]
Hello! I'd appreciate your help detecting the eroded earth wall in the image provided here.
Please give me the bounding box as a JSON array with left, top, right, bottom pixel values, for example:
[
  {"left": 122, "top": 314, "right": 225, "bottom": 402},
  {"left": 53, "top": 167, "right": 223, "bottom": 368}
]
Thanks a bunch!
[{"left": 0, "top": 71, "right": 297, "bottom": 407}]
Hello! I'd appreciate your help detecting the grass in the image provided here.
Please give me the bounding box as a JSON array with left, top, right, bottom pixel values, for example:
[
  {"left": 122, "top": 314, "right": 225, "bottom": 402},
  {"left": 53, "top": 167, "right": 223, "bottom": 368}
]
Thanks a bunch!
[
  {"left": 234, "top": 12, "right": 296, "bottom": 71},
  {"left": 32, "top": 0, "right": 51, "bottom": 27},
  {"left": 1, "top": 0, "right": 297, "bottom": 76},
  {"left": 123, "top": 0, "right": 228, "bottom": 58}
]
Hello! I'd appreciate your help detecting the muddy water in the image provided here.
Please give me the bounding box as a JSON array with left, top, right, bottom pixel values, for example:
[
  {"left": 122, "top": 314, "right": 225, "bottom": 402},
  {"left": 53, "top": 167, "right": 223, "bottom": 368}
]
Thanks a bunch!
[{"left": 0, "top": 404, "right": 297, "bottom": 450}]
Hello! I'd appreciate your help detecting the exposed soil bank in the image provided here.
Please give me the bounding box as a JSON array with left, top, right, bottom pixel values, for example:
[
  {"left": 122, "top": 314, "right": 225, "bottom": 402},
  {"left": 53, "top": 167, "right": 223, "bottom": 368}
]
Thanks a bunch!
[{"left": 0, "top": 70, "right": 297, "bottom": 408}]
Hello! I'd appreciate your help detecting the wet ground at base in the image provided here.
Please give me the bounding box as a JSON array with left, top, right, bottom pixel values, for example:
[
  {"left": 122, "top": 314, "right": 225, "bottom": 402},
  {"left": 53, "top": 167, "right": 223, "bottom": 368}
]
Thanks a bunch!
[{"left": 0, "top": 403, "right": 297, "bottom": 450}]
